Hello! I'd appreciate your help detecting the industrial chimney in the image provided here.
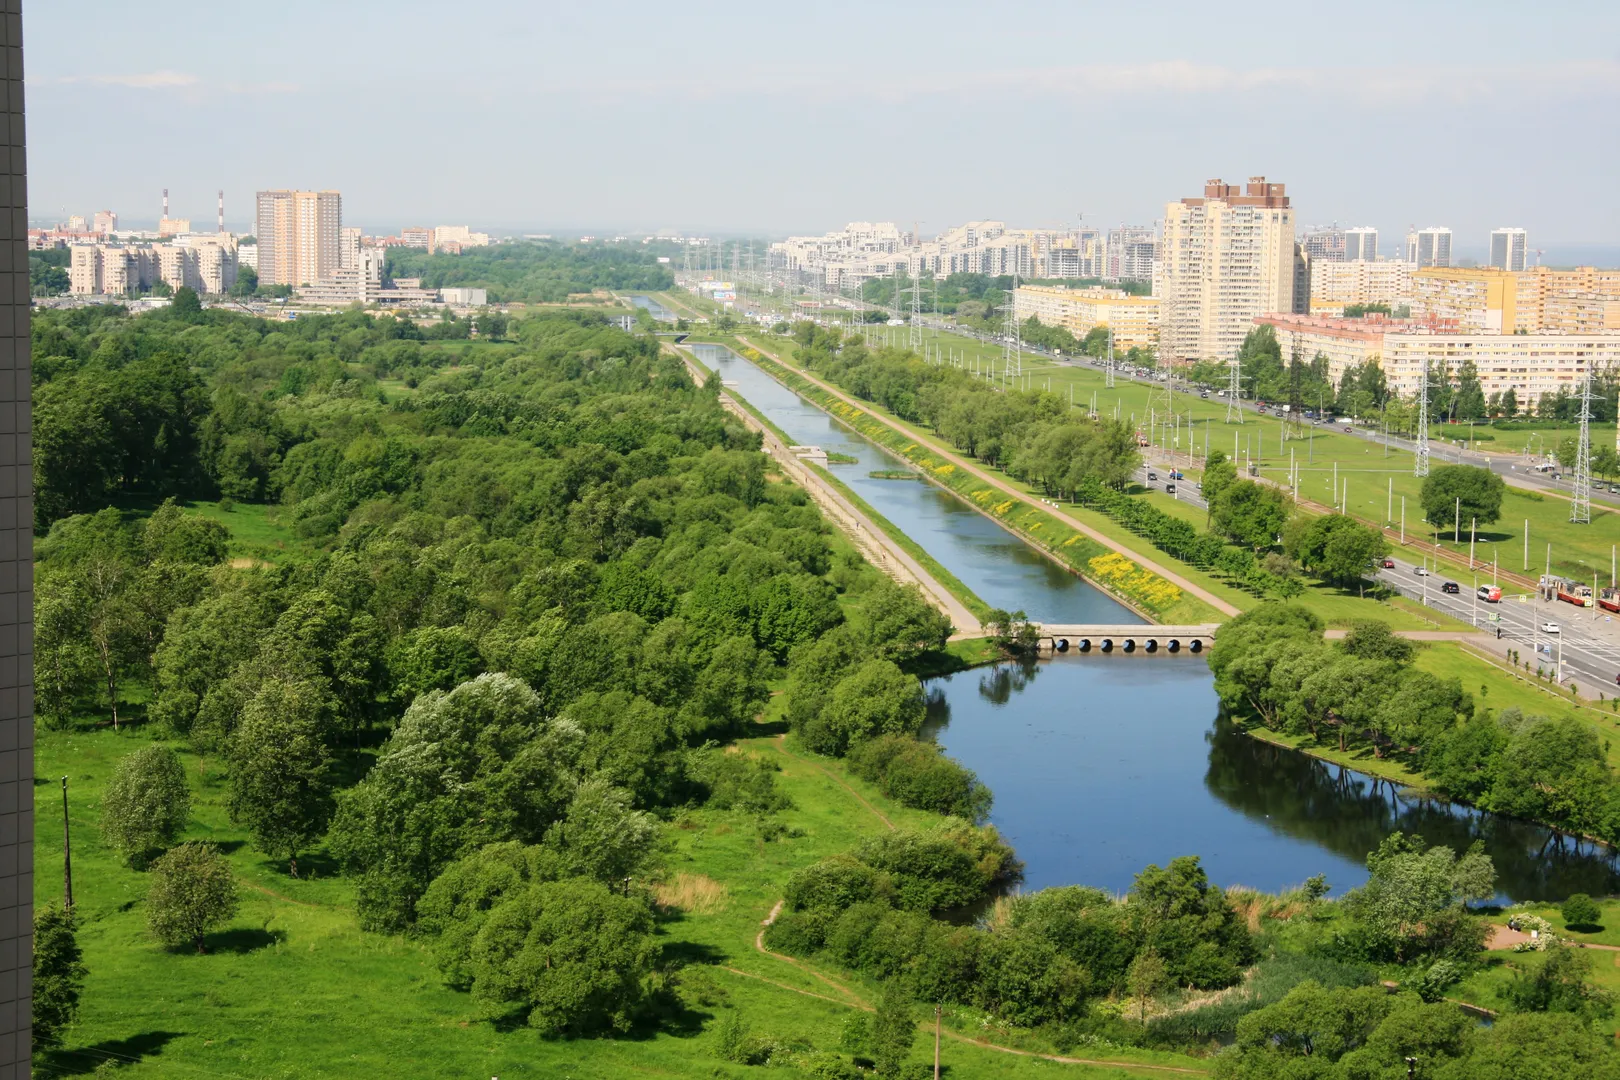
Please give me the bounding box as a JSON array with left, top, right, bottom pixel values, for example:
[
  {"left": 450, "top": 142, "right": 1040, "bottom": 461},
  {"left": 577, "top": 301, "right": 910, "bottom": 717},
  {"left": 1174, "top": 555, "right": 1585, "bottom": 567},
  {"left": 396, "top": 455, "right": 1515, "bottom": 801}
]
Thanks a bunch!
[
  {"left": 218, "top": 190, "right": 224, "bottom": 233},
  {"left": 162, "top": 187, "right": 169, "bottom": 221}
]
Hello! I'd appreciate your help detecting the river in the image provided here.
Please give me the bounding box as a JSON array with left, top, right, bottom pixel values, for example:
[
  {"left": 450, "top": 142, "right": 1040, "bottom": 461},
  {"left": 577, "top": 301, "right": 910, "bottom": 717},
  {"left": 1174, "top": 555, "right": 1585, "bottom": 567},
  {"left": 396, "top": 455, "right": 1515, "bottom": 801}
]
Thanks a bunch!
[{"left": 686, "top": 337, "right": 1620, "bottom": 901}]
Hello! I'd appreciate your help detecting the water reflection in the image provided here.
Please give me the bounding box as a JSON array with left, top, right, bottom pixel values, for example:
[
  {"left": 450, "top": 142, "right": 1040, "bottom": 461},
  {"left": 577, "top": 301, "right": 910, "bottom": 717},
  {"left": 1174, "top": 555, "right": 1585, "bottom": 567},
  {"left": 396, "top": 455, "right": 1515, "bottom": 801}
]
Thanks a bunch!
[
  {"left": 927, "top": 656, "right": 1620, "bottom": 902},
  {"left": 1206, "top": 716, "right": 1620, "bottom": 901},
  {"left": 686, "top": 336, "right": 1619, "bottom": 902}
]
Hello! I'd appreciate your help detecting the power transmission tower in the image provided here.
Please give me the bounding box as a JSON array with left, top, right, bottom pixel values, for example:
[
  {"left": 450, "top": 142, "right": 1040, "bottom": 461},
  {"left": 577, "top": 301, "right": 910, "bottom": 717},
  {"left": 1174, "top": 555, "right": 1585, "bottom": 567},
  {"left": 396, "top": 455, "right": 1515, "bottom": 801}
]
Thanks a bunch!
[
  {"left": 1104, "top": 327, "right": 1115, "bottom": 389},
  {"left": 1414, "top": 359, "right": 1431, "bottom": 477},
  {"left": 908, "top": 268, "right": 924, "bottom": 350},
  {"left": 1225, "top": 356, "right": 1243, "bottom": 423},
  {"left": 1001, "top": 270, "right": 1021, "bottom": 386},
  {"left": 1572, "top": 368, "right": 1594, "bottom": 524}
]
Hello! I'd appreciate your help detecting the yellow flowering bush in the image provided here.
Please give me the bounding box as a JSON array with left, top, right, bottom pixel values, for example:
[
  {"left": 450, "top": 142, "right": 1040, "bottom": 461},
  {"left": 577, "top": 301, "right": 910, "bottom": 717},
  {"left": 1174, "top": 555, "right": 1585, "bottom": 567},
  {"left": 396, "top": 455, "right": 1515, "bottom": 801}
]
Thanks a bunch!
[{"left": 1087, "top": 553, "right": 1184, "bottom": 612}]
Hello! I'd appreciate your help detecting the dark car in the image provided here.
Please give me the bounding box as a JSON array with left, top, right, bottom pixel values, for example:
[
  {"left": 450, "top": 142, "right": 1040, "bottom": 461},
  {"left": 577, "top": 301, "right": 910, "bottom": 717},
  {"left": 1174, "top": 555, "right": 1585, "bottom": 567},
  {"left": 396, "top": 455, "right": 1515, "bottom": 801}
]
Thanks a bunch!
[
  {"left": 1147, "top": 471, "right": 1158, "bottom": 481},
  {"left": 1441, "top": 581, "right": 1460, "bottom": 594}
]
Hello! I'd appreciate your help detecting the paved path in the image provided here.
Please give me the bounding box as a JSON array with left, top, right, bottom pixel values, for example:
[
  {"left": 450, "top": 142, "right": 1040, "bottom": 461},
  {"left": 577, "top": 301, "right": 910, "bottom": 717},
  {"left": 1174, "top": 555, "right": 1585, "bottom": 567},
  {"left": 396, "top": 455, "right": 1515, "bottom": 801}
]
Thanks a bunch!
[
  {"left": 1489, "top": 923, "right": 1620, "bottom": 954},
  {"left": 668, "top": 343, "right": 982, "bottom": 636},
  {"left": 737, "top": 335, "right": 1242, "bottom": 620}
]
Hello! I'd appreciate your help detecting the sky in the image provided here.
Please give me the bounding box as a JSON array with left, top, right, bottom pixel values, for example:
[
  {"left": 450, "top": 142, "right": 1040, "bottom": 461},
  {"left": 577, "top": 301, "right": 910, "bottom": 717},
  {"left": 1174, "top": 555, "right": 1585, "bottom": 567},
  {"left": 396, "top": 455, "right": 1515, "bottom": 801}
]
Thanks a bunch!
[{"left": 23, "top": 1, "right": 1620, "bottom": 258}]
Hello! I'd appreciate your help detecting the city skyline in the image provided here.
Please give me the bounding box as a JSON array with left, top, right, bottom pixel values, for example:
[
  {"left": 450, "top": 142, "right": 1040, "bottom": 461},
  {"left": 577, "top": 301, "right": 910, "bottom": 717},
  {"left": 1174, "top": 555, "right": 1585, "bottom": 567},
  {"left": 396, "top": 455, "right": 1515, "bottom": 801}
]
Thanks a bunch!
[{"left": 22, "top": 1, "right": 1620, "bottom": 249}]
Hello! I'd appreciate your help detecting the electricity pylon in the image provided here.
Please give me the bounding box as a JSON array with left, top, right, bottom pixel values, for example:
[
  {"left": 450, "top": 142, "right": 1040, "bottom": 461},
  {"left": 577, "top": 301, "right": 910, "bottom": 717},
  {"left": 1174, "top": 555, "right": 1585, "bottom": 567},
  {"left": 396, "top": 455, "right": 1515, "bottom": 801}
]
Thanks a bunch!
[
  {"left": 1572, "top": 368, "right": 1594, "bottom": 524},
  {"left": 1104, "top": 327, "right": 1115, "bottom": 389},
  {"left": 1414, "top": 359, "right": 1430, "bottom": 477},
  {"left": 907, "top": 268, "right": 924, "bottom": 350},
  {"left": 1001, "top": 271, "right": 1021, "bottom": 387},
  {"left": 1225, "top": 357, "right": 1243, "bottom": 424}
]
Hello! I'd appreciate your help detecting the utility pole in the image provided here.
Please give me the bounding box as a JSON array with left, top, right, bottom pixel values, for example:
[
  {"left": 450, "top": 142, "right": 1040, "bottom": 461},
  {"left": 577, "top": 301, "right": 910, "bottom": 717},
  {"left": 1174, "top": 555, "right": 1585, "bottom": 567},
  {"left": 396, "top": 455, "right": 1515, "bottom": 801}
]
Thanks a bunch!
[
  {"left": 62, "top": 777, "right": 72, "bottom": 909},
  {"left": 1225, "top": 355, "right": 1243, "bottom": 424},
  {"left": 1571, "top": 367, "right": 1593, "bottom": 524},
  {"left": 1414, "top": 359, "right": 1431, "bottom": 477},
  {"left": 1001, "top": 268, "right": 1022, "bottom": 387},
  {"left": 934, "top": 1004, "right": 942, "bottom": 1079}
]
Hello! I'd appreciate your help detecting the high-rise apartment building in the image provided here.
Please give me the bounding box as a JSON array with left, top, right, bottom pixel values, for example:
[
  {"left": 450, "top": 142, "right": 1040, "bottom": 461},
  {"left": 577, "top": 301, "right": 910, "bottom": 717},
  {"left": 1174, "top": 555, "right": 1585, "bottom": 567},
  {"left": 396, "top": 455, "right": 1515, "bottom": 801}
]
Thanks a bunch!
[
  {"left": 1301, "top": 226, "right": 1346, "bottom": 262},
  {"left": 1308, "top": 259, "right": 1411, "bottom": 314},
  {"left": 0, "top": 5, "right": 34, "bottom": 1076},
  {"left": 1489, "top": 227, "right": 1528, "bottom": 272},
  {"left": 1404, "top": 227, "right": 1452, "bottom": 268},
  {"left": 1105, "top": 225, "right": 1158, "bottom": 282},
  {"left": 255, "top": 190, "right": 342, "bottom": 287},
  {"left": 1159, "top": 176, "right": 1300, "bottom": 363},
  {"left": 340, "top": 226, "right": 363, "bottom": 270},
  {"left": 1344, "top": 226, "right": 1378, "bottom": 262},
  {"left": 92, "top": 210, "right": 117, "bottom": 235}
]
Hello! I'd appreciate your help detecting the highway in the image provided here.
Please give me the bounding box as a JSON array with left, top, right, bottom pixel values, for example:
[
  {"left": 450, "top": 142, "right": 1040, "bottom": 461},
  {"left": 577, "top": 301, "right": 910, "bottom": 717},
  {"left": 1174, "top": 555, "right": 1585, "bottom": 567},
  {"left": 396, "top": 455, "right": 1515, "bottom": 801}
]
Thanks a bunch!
[{"left": 1124, "top": 447, "right": 1620, "bottom": 693}]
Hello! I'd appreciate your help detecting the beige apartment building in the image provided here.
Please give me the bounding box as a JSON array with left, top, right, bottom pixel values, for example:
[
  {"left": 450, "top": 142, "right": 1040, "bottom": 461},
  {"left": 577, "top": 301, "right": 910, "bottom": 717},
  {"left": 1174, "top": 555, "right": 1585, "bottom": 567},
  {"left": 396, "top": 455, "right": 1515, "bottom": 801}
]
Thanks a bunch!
[
  {"left": 1013, "top": 284, "right": 1160, "bottom": 349},
  {"left": 256, "top": 189, "right": 342, "bottom": 286},
  {"left": 1309, "top": 259, "right": 1412, "bottom": 315},
  {"left": 70, "top": 238, "right": 237, "bottom": 296},
  {"left": 1258, "top": 312, "right": 1620, "bottom": 405},
  {"left": 1408, "top": 265, "right": 1620, "bottom": 334},
  {"left": 1159, "top": 177, "right": 1303, "bottom": 363}
]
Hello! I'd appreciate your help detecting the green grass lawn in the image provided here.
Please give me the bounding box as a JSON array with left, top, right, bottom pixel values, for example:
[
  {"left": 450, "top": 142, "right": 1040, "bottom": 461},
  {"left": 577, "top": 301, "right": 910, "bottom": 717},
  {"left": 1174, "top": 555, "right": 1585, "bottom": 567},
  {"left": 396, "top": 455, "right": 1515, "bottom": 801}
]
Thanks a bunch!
[
  {"left": 36, "top": 711, "right": 1201, "bottom": 1079},
  {"left": 1450, "top": 944, "right": 1620, "bottom": 1036}
]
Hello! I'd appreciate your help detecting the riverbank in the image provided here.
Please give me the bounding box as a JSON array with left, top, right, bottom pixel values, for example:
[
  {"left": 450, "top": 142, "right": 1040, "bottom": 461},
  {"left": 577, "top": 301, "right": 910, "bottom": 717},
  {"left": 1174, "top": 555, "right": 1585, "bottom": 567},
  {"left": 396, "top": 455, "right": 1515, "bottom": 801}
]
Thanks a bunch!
[
  {"left": 730, "top": 335, "right": 1229, "bottom": 625},
  {"left": 670, "top": 341, "right": 985, "bottom": 635}
]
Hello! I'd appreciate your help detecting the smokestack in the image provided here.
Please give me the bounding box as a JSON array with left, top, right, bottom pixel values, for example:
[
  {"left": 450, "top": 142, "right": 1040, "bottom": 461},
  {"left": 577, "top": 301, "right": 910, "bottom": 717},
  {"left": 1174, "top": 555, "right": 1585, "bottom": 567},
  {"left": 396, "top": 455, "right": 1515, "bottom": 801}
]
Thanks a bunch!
[
  {"left": 162, "top": 188, "right": 169, "bottom": 221},
  {"left": 218, "top": 190, "right": 224, "bottom": 233}
]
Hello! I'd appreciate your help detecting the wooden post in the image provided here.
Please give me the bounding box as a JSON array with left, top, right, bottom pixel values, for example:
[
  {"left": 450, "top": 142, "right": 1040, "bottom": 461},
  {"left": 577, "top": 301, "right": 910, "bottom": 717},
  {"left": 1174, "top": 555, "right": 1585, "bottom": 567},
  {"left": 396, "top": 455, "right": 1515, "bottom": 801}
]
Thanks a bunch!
[
  {"left": 934, "top": 1004, "right": 941, "bottom": 1079},
  {"left": 62, "top": 776, "right": 73, "bottom": 910}
]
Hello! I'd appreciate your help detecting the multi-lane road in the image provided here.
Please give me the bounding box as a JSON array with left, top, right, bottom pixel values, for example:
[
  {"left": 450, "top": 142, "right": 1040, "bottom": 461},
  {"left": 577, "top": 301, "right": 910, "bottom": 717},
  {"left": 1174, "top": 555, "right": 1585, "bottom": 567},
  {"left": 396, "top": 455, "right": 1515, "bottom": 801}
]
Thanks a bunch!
[{"left": 1129, "top": 447, "right": 1620, "bottom": 693}]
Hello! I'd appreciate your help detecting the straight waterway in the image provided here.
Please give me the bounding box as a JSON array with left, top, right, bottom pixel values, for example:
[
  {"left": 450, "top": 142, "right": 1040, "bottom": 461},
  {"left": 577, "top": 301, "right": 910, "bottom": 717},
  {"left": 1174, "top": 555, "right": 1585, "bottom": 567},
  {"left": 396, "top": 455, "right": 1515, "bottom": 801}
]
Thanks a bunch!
[{"left": 687, "top": 336, "right": 1620, "bottom": 901}]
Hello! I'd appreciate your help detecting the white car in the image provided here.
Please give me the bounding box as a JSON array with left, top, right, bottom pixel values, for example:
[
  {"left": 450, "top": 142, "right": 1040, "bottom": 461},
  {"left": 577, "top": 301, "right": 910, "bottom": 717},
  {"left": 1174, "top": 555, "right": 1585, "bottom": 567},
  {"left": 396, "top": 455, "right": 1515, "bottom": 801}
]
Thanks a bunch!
[
  {"left": 1541, "top": 622, "right": 1561, "bottom": 634},
  {"left": 1413, "top": 566, "right": 1430, "bottom": 576}
]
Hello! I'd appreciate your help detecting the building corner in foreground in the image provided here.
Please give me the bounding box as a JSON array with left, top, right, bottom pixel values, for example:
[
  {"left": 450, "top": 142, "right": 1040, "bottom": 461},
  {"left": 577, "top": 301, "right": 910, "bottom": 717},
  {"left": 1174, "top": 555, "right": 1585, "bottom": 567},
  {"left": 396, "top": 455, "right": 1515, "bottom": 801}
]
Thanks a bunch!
[{"left": 0, "top": 0, "right": 32, "bottom": 1074}]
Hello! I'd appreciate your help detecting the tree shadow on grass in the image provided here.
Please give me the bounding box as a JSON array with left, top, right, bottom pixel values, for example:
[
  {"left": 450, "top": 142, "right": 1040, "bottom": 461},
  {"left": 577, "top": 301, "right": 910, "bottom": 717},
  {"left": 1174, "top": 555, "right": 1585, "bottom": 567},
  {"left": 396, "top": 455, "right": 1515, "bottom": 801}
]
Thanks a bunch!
[
  {"left": 202, "top": 927, "right": 286, "bottom": 954},
  {"left": 45, "top": 1030, "right": 183, "bottom": 1076}
]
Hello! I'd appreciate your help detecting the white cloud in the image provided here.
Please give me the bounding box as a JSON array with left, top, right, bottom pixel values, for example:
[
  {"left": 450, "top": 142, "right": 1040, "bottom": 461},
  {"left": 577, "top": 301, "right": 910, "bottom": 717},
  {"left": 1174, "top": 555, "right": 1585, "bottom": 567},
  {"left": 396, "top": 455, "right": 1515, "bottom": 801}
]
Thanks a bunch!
[
  {"left": 57, "top": 70, "right": 200, "bottom": 89},
  {"left": 46, "top": 71, "right": 300, "bottom": 94}
]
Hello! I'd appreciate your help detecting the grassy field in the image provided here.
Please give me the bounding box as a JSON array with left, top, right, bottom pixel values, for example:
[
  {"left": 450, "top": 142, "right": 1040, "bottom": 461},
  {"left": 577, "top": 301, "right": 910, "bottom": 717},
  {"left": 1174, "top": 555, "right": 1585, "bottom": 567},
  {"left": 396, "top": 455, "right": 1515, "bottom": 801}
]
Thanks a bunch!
[
  {"left": 35, "top": 712, "right": 1202, "bottom": 1078},
  {"left": 1450, "top": 940, "right": 1620, "bottom": 1037}
]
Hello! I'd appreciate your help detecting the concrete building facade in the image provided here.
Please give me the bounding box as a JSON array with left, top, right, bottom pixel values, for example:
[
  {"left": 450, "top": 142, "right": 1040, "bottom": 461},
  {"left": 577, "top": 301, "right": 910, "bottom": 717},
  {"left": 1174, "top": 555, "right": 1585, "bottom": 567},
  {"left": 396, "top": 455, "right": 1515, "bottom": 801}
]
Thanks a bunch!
[
  {"left": 0, "top": 5, "right": 33, "bottom": 1074},
  {"left": 1159, "top": 176, "right": 1300, "bottom": 363},
  {"left": 1308, "top": 259, "right": 1413, "bottom": 315},
  {"left": 1405, "top": 227, "right": 1452, "bottom": 268},
  {"left": 1014, "top": 284, "right": 1160, "bottom": 349},
  {"left": 255, "top": 190, "right": 341, "bottom": 287},
  {"left": 1344, "top": 226, "right": 1379, "bottom": 262},
  {"left": 1489, "top": 227, "right": 1528, "bottom": 272},
  {"left": 1258, "top": 312, "right": 1620, "bottom": 405}
]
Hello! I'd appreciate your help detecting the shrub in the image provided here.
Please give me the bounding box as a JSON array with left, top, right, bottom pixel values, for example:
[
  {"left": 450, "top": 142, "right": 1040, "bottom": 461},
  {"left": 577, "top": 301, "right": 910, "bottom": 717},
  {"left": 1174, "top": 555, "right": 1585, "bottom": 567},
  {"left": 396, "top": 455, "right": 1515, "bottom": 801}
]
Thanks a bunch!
[
  {"left": 146, "top": 842, "right": 239, "bottom": 953},
  {"left": 101, "top": 744, "right": 192, "bottom": 867},
  {"left": 1561, "top": 893, "right": 1602, "bottom": 930},
  {"left": 846, "top": 734, "right": 992, "bottom": 821}
]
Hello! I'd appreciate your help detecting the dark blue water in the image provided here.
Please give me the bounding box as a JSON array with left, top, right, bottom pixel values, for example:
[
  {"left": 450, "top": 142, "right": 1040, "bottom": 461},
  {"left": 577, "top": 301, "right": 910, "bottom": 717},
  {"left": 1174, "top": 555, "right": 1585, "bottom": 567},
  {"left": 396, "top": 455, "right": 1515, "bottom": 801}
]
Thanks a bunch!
[{"left": 687, "top": 335, "right": 1620, "bottom": 902}]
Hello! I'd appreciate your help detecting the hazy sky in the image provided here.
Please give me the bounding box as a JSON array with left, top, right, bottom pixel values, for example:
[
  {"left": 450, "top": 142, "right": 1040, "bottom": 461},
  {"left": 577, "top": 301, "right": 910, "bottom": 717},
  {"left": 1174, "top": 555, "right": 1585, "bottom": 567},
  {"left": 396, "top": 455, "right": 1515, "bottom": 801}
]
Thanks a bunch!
[{"left": 24, "top": 1, "right": 1620, "bottom": 255}]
